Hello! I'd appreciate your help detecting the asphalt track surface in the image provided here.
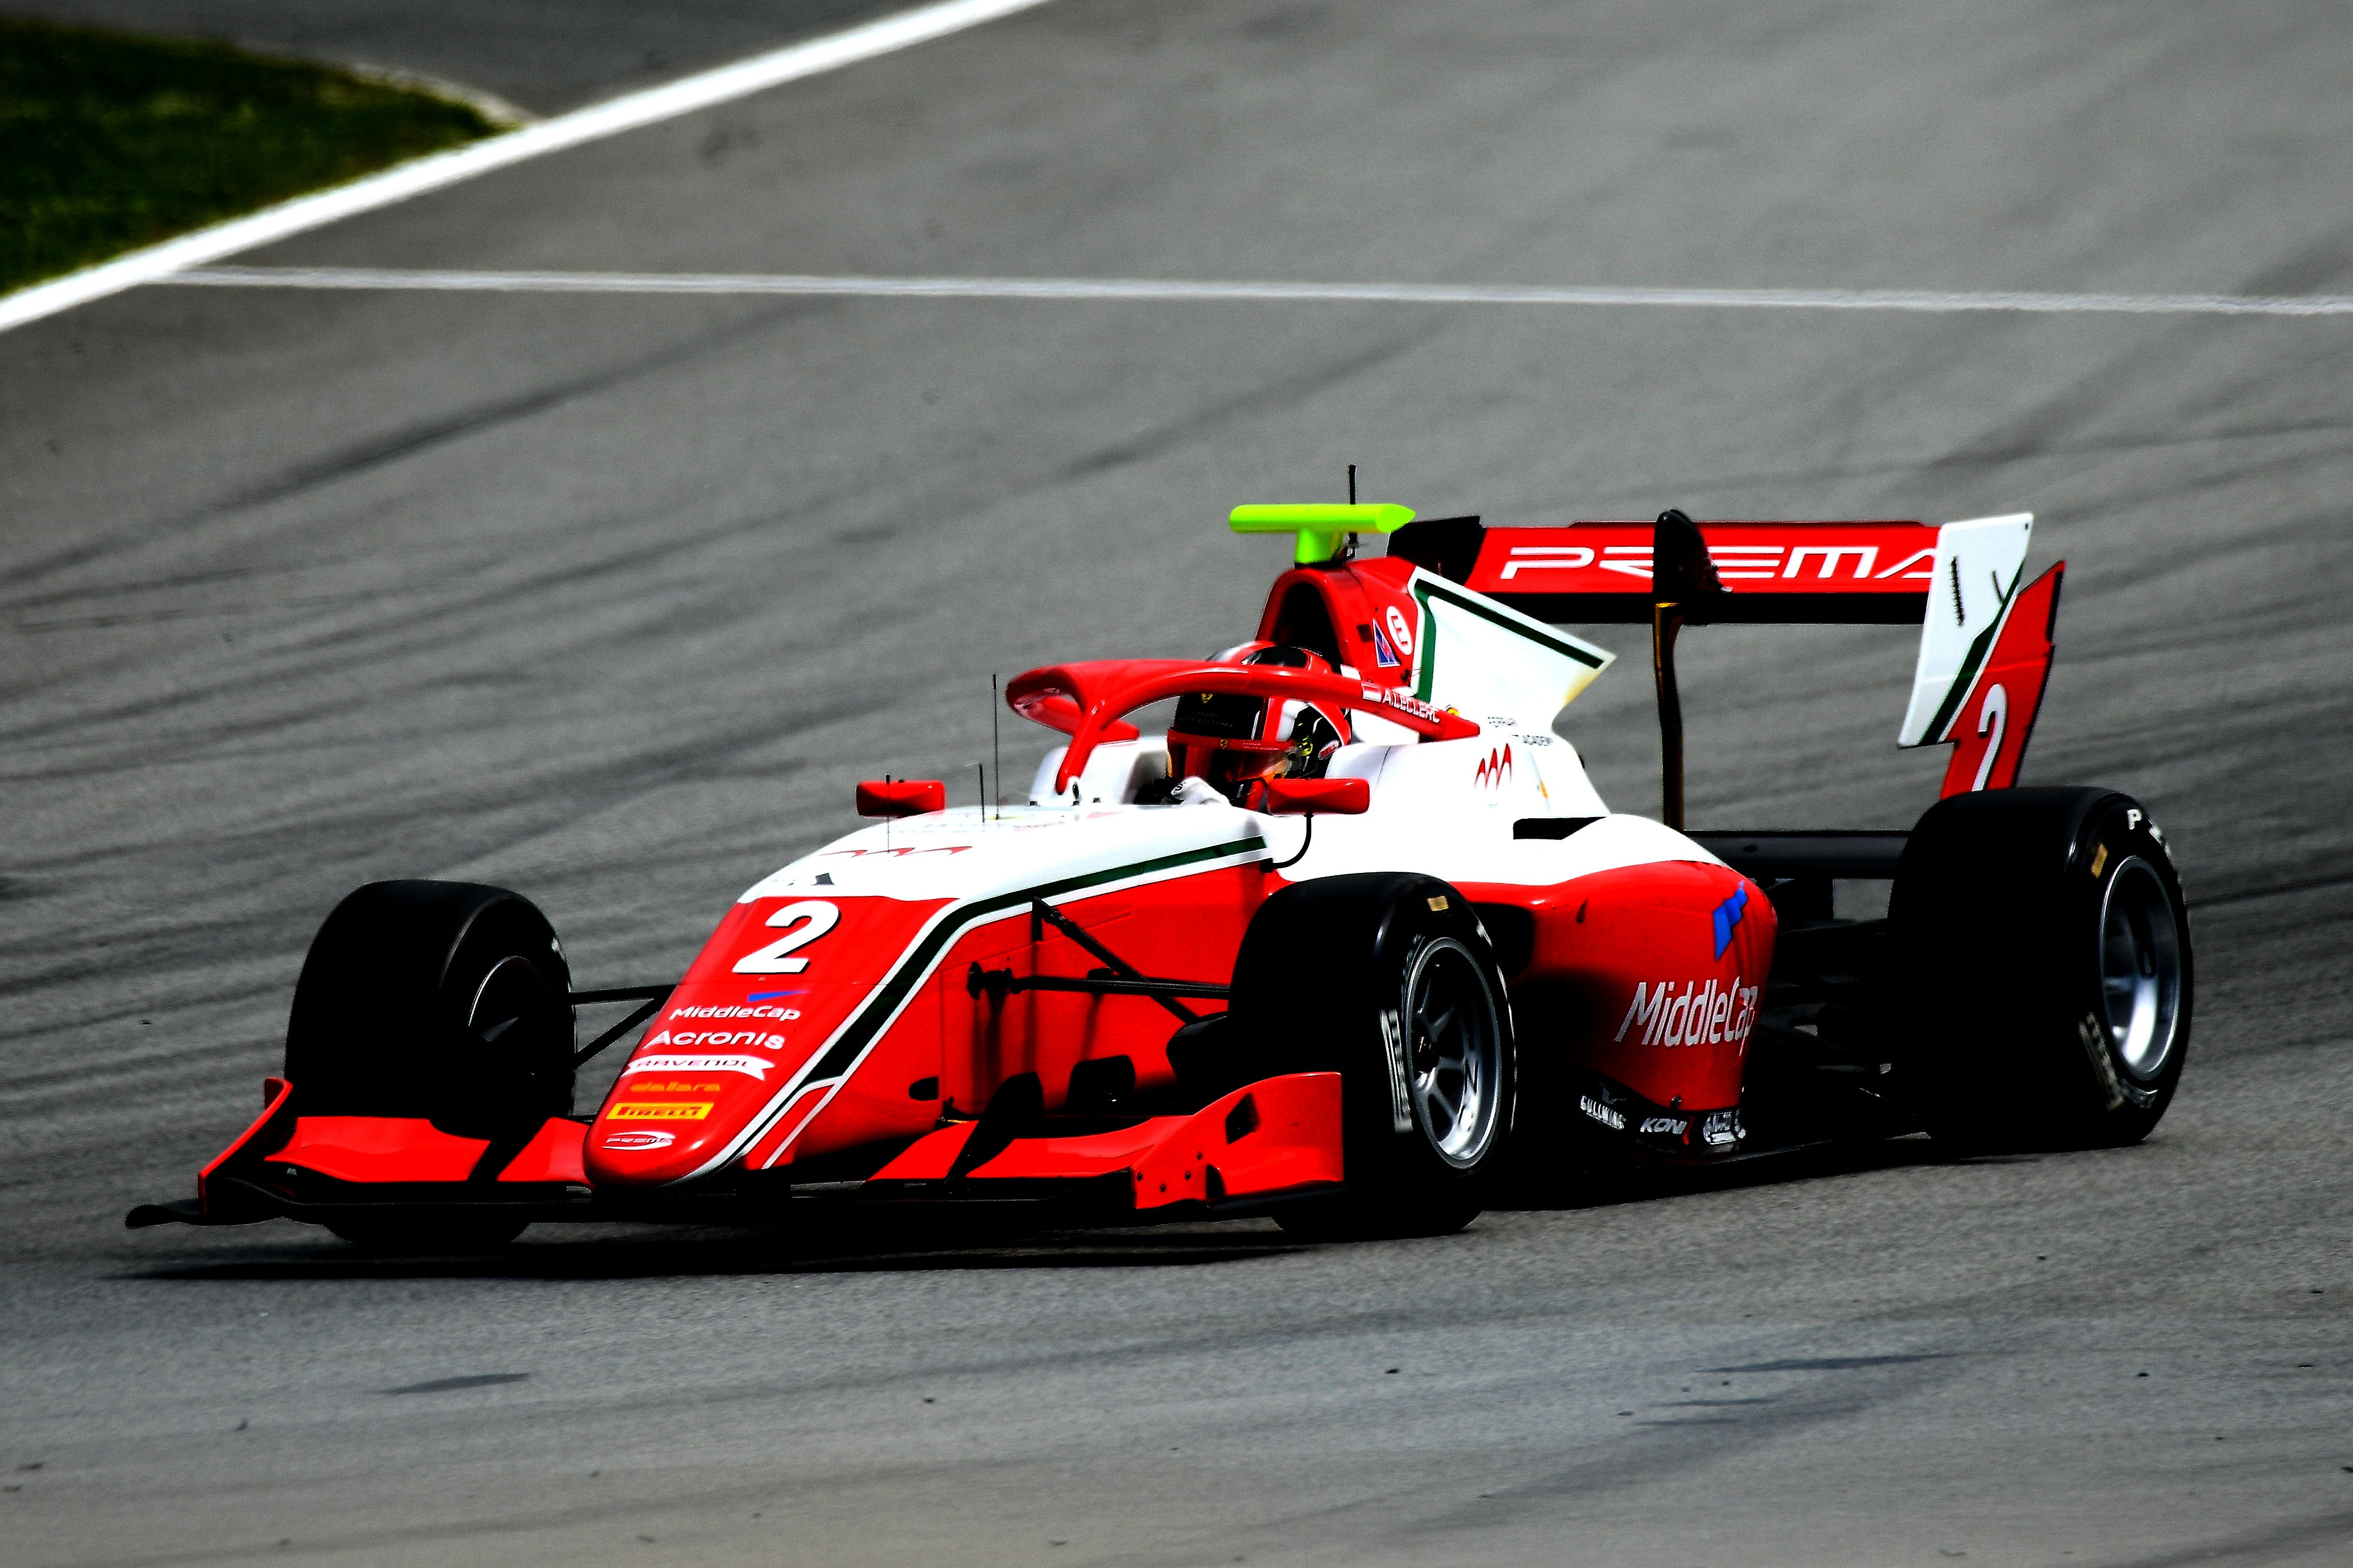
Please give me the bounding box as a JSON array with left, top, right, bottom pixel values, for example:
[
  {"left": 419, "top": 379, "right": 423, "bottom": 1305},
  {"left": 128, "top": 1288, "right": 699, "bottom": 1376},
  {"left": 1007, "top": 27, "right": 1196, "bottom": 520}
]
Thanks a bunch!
[{"left": 5, "top": 2, "right": 2352, "bottom": 1564}]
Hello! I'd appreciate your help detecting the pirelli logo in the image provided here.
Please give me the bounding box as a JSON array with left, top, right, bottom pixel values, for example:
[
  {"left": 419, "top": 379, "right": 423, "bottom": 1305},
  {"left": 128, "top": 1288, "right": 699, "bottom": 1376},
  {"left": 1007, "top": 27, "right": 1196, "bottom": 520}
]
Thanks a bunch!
[{"left": 608, "top": 1101, "right": 714, "bottom": 1122}]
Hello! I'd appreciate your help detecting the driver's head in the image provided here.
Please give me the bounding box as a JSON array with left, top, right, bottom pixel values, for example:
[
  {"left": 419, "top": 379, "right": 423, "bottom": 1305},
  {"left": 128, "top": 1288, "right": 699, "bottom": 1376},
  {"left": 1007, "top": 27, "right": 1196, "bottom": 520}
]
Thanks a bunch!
[{"left": 1167, "top": 643, "right": 1351, "bottom": 802}]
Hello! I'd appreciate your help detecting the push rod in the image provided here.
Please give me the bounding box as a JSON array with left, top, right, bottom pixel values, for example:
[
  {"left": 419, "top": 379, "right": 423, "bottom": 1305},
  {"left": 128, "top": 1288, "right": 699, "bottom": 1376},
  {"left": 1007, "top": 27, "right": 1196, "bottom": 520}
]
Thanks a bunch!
[
  {"left": 1030, "top": 898, "right": 1199, "bottom": 1023},
  {"left": 569, "top": 984, "right": 677, "bottom": 1069}
]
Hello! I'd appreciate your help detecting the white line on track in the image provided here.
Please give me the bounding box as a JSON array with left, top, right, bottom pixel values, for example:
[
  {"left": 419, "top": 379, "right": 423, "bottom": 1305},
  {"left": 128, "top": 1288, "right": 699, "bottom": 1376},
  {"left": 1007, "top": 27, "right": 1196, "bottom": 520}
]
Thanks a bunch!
[
  {"left": 0, "top": 0, "right": 1055, "bottom": 337},
  {"left": 162, "top": 266, "right": 2353, "bottom": 317}
]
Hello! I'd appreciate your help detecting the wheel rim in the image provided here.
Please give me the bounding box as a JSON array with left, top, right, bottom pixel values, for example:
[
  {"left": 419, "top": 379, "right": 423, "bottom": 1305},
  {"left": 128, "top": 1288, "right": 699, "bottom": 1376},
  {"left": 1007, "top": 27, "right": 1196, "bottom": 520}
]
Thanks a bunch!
[
  {"left": 1402, "top": 937, "right": 1504, "bottom": 1168},
  {"left": 468, "top": 954, "right": 555, "bottom": 1047},
  {"left": 2098, "top": 858, "right": 2182, "bottom": 1083}
]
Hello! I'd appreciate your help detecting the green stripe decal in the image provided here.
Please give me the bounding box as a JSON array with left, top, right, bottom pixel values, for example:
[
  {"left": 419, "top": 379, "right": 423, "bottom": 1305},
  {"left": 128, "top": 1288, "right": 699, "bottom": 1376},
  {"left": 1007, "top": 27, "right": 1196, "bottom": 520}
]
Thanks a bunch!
[{"left": 1921, "top": 561, "right": 2024, "bottom": 744}]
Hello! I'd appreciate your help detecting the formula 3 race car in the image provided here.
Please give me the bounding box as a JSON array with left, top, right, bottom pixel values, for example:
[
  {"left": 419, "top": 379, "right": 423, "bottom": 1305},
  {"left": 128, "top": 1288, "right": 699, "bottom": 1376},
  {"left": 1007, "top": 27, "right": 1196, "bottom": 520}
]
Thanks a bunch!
[{"left": 131, "top": 502, "right": 2192, "bottom": 1248}]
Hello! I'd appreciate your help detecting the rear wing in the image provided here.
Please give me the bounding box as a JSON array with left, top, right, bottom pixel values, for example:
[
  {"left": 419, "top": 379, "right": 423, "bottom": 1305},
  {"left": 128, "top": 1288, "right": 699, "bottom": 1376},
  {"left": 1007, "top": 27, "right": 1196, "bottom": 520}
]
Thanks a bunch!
[{"left": 1390, "top": 512, "right": 2064, "bottom": 821}]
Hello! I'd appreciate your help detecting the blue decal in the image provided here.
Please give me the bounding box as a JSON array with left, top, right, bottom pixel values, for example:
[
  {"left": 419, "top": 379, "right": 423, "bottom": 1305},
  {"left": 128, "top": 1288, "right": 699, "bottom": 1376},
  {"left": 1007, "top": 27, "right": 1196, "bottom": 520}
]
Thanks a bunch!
[
  {"left": 746, "top": 990, "right": 807, "bottom": 1002},
  {"left": 1710, "top": 885, "right": 1748, "bottom": 960},
  {"left": 1371, "top": 627, "right": 1401, "bottom": 669}
]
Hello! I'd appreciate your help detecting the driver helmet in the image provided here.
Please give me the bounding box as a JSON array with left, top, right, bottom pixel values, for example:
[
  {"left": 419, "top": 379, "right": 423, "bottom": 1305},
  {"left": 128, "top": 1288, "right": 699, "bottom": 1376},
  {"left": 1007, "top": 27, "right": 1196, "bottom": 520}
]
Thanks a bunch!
[{"left": 1166, "top": 643, "right": 1352, "bottom": 802}]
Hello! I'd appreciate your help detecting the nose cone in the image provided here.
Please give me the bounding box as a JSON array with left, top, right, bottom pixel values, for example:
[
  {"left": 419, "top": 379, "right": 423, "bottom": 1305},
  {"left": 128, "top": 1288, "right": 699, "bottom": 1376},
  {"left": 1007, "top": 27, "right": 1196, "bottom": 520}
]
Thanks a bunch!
[
  {"left": 584, "top": 1026, "right": 797, "bottom": 1186},
  {"left": 581, "top": 889, "right": 957, "bottom": 1188}
]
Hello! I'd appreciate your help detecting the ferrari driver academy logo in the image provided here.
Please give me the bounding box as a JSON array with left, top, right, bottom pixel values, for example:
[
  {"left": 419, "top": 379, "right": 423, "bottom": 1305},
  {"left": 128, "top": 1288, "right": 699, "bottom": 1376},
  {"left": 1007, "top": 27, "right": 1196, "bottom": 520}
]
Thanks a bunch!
[
  {"left": 1474, "top": 745, "right": 1513, "bottom": 789},
  {"left": 1613, "top": 976, "right": 1759, "bottom": 1048}
]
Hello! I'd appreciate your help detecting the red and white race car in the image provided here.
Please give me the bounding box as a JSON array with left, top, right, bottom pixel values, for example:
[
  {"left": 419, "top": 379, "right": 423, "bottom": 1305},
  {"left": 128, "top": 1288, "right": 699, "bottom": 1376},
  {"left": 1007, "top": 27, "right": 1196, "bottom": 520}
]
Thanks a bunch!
[{"left": 132, "top": 503, "right": 2192, "bottom": 1247}]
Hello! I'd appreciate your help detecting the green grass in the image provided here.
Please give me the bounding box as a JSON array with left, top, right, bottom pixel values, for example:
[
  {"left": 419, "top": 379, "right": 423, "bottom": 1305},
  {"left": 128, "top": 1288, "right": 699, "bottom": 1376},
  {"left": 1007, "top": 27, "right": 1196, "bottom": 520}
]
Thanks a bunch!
[{"left": 0, "top": 18, "right": 496, "bottom": 295}]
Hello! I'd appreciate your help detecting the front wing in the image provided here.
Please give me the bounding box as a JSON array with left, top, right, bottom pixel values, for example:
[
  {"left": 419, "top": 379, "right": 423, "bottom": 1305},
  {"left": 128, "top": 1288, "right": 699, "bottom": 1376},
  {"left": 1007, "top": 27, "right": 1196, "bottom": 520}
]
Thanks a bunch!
[{"left": 127, "top": 1073, "right": 1343, "bottom": 1233}]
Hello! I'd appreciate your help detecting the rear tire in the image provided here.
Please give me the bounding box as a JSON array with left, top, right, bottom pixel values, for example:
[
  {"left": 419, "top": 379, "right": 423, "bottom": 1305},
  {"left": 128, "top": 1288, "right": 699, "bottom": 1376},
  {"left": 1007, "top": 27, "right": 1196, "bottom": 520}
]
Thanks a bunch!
[
  {"left": 1889, "top": 788, "right": 2191, "bottom": 1149},
  {"left": 287, "top": 880, "right": 577, "bottom": 1139},
  {"left": 1231, "top": 874, "right": 1517, "bottom": 1239}
]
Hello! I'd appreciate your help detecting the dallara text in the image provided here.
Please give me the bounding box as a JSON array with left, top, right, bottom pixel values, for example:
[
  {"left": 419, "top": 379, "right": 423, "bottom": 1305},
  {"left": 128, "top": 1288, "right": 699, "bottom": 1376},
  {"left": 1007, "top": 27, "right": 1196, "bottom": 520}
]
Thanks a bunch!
[{"left": 133, "top": 503, "right": 2191, "bottom": 1247}]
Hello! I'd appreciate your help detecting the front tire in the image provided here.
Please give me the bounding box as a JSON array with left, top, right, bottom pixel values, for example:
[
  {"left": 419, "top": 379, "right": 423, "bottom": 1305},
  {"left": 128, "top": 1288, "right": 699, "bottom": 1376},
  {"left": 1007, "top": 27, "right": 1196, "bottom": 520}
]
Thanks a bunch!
[
  {"left": 286, "top": 875, "right": 577, "bottom": 1235},
  {"left": 1890, "top": 788, "right": 2191, "bottom": 1149},
  {"left": 1230, "top": 874, "right": 1517, "bottom": 1238}
]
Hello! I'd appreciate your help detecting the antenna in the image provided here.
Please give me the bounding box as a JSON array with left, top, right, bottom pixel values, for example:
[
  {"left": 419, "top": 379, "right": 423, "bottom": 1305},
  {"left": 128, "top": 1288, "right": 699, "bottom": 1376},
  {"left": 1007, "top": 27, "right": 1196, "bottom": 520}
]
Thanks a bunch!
[
  {"left": 991, "top": 674, "right": 1002, "bottom": 820},
  {"left": 1347, "top": 463, "right": 1356, "bottom": 504},
  {"left": 975, "top": 762, "right": 985, "bottom": 819},
  {"left": 883, "top": 773, "right": 891, "bottom": 854}
]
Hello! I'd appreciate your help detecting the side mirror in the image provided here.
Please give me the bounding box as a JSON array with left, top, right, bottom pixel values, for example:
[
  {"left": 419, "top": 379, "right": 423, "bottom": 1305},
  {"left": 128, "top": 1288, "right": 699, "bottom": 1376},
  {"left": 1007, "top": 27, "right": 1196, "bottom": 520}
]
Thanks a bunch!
[
  {"left": 1255, "top": 777, "right": 1369, "bottom": 816},
  {"left": 856, "top": 779, "right": 945, "bottom": 818}
]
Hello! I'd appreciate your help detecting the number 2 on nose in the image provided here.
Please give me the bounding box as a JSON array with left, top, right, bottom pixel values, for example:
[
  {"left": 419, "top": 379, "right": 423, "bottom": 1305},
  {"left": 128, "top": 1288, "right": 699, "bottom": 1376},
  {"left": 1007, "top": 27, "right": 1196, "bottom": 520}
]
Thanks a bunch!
[{"left": 734, "top": 900, "right": 840, "bottom": 973}]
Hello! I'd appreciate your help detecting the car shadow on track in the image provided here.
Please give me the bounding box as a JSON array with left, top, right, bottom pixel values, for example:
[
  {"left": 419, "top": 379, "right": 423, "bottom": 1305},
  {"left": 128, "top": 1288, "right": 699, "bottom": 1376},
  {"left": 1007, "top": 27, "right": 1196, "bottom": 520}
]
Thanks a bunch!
[
  {"left": 122, "top": 1212, "right": 1313, "bottom": 1283},
  {"left": 1492, "top": 1132, "right": 2038, "bottom": 1215}
]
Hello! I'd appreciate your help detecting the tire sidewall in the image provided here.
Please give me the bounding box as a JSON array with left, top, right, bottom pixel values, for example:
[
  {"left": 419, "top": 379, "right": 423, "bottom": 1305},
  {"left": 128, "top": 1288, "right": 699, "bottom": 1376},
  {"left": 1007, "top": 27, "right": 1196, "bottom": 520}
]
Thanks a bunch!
[
  {"left": 1372, "top": 923, "right": 1515, "bottom": 1192},
  {"left": 2051, "top": 799, "right": 2192, "bottom": 1133},
  {"left": 444, "top": 899, "right": 578, "bottom": 1130}
]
